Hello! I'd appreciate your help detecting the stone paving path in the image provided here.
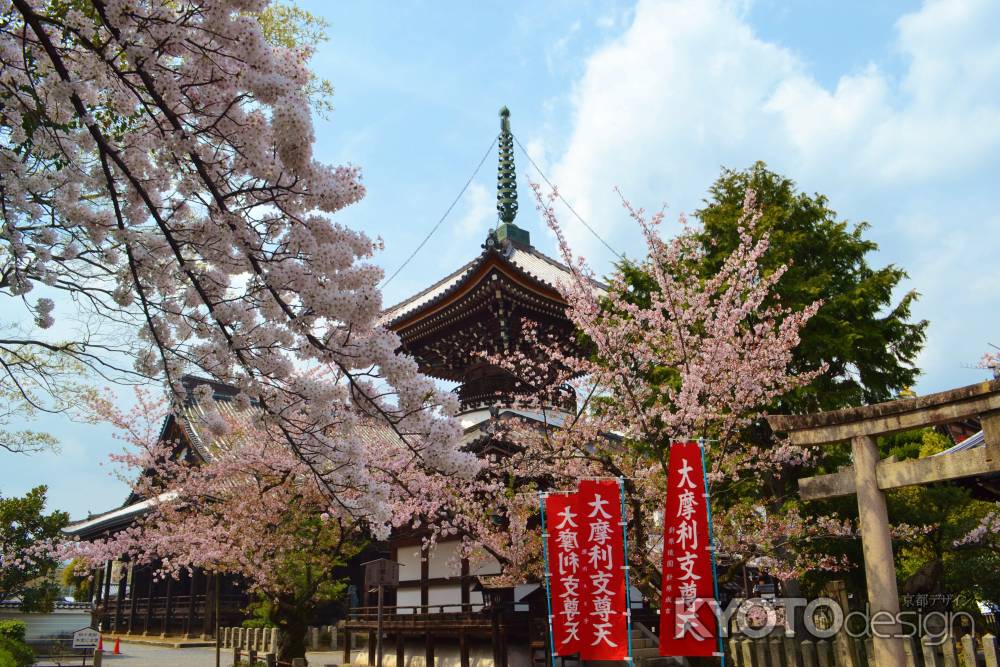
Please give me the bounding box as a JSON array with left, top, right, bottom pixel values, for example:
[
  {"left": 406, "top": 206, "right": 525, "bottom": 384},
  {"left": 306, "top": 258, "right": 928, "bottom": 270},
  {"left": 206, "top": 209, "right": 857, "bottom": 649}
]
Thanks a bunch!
[{"left": 34, "top": 643, "right": 344, "bottom": 667}]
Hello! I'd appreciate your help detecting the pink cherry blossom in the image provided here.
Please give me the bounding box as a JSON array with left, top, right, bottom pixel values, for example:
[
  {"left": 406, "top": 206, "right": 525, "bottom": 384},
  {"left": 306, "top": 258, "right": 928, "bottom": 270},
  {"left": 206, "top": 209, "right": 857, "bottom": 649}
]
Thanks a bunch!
[{"left": 1, "top": 0, "right": 472, "bottom": 517}]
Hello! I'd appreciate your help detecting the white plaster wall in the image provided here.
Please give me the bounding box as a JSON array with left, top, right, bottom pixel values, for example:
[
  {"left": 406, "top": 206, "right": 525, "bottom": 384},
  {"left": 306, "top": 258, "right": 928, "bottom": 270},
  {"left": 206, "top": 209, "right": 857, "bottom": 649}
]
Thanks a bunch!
[
  {"left": 0, "top": 609, "right": 92, "bottom": 640},
  {"left": 427, "top": 585, "right": 461, "bottom": 611},
  {"left": 396, "top": 588, "right": 421, "bottom": 614},
  {"left": 470, "top": 554, "right": 501, "bottom": 577},
  {"left": 427, "top": 541, "right": 460, "bottom": 579},
  {"left": 398, "top": 540, "right": 502, "bottom": 584},
  {"left": 397, "top": 546, "right": 423, "bottom": 583}
]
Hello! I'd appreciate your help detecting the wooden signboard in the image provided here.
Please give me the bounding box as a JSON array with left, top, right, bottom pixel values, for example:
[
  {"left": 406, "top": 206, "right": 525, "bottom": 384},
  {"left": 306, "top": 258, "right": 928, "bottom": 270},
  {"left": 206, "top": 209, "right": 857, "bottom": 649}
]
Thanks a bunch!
[{"left": 363, "top": 558, "right": 399, "bottom": 589}]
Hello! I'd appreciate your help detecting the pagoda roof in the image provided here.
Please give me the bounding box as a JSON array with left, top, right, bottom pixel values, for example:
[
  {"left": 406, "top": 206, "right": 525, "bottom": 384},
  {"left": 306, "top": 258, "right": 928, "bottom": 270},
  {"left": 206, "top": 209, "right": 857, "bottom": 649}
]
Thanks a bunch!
[{"left": 380, "top": 239, "right": 603, "bottom": 331}]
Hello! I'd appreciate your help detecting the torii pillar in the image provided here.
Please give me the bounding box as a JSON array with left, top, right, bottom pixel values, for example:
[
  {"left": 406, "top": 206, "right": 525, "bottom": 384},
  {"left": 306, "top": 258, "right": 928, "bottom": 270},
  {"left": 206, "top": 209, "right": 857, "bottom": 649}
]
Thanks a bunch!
[{"left": 767, "top": 380, "right": 1000, "bottom": 667}]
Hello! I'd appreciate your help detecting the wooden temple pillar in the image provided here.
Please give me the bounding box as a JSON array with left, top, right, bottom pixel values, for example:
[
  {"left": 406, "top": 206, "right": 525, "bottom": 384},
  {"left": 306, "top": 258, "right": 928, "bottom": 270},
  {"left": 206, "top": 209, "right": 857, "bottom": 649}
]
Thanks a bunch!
[
  {"left": 201, "top": 572, "right": 215, "bottom": 639},
  {"left": 460, "top": 557, "right": 470, "bottom": 667},
  {"left": 366, "top": 584, "right": 376, "bottom": 666},
  {"left": 395, "top": 631, "right": 405, "bottom": 667},
  {"left": 184, "top": 569, "right": 199, "bottom": 638},
  {"left": 101, "top": 560, "right": 113, "bottom": 629},
  {"left": 143, "top": 572, "right": 155, "bottom": 635},
  {"left": 421, "top": 543, "right": 433, "bottom": 667},
  {"left": 127, "top": 566, "right": 139, "bottom": 634},
  {"left": 113, "top": 564, "right": 126, "bottom": 633},
  {"left": 92, "top": 565, "right": 104, "bottom": 606},
  {"left": 161, "top": 575, "right": 174, "bottom": 636}
]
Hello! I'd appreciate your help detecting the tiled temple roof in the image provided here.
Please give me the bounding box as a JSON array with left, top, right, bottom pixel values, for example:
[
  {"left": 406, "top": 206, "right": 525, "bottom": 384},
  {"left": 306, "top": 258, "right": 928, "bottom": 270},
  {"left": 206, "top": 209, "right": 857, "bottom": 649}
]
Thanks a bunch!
[{"left": 381, "top": 242, "right": 604, "bottom": 329}]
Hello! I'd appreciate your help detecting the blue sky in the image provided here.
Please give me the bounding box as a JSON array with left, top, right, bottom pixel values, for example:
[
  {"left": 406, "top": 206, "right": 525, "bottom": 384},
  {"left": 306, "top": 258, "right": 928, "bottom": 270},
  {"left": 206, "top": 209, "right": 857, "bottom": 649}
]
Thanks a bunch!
[{"left": 5, "top": 0, "right": 999, "bottom": 519}]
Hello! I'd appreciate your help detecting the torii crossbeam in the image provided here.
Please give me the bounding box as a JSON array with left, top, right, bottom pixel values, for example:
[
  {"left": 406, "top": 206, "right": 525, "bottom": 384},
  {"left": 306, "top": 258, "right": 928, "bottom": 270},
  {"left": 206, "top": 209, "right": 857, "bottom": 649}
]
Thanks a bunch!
[{"left": 767, "top": 379, "right": 1000, "bottom": 667}]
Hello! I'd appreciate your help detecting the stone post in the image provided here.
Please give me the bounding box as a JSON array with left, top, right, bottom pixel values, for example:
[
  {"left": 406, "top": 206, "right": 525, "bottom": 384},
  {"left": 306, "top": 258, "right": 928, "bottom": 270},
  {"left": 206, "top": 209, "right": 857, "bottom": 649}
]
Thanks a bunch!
[
  {"left": 232, "top": 646, "right": 241, "bottom": 667},
  {"left": 941, "top": 635, "right": 960, "bottom": 667},
  {"left": 751, "top": 638, "right": 768, "bottom": 666},
  {"left": 727, "top": 637, "right": 741, "bottom": 664},
  {"left": 833, "top": 632, "right": 857, "bottom": 667},
  {"left": 984, "top": 634, "right": 999, "bottom": 667},
  {"left": 784, "top": 635, "right": 802, "bottom": 667},
  {"left": 801, "top": 639, "right": 817, "bottom": 667},
  {"left": 851, "top": 435, "right": 905, "bottom": 666},
  {"left": 310, "top": 626, "right": 320, "bottom": 651},
  {"left": 769, "top": 636, "right": 784, "bottom": 667},
  {"left": 901, "top": 636, "right": 919, "bottom": 667},
  {"left": 816, "top": 639, "right": 832, "bottom": 667},
  {"left": 961, "top": 635, "right": 977, "bottom": 666},
  {"left": 921, "top": 635, "right": 943, "bottom": 667},
  {"left": 270, "top": 628, "right": 279, "bottom": 653},
  {"left": 93, "top": 649, "right": 103, "bottom": 667}
]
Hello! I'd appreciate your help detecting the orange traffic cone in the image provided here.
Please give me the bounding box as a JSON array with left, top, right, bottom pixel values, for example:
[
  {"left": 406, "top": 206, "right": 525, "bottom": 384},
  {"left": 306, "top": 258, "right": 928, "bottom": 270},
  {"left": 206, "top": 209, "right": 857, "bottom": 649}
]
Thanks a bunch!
[
  {"left": 113, "top": 637, "right": 121, "bottom": 654},
  {"left": 97, "top": 636, "right": 103, "bottom": 652}
]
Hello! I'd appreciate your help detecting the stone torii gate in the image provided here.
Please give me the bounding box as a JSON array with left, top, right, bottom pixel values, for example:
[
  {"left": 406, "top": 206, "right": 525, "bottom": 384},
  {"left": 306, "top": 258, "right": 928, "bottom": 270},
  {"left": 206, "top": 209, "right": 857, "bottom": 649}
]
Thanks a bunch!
[{"left": 766, "top": 379, "right": 1000, "bottom": 667}]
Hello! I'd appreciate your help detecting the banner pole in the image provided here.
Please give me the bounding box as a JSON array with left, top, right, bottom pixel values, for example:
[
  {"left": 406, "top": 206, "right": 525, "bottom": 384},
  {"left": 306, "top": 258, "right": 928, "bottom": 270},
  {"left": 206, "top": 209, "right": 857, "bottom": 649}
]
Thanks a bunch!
[
  {"left": 539, "top": 493, "right": 558, "bottom": 667},
  {"left": 619, "top": 477, "right": 634, "bottom": 665},
  {"left": 698, "top": 439, "right": 726, "bottom": 666}
]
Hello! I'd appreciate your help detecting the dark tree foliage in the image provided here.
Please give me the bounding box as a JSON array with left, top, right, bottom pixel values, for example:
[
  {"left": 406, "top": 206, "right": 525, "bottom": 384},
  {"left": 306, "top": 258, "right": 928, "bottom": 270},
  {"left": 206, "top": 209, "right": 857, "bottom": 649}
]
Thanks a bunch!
[
  {"left": 0, "top": 486, "right": 68, "bottom": 612},
  {"left": 694, "top": 162, "right": 928, "bottom": 413}
]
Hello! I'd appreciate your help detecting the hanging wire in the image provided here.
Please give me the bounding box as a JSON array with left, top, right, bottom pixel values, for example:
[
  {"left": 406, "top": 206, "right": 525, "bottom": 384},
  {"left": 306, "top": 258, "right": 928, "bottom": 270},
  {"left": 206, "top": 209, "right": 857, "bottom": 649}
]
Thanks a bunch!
[
  {"left": 380, "top": 135, "right": 499, "bottom": 289},
  {"left": 511, "top": 133, "right": 624, "bottom": 261}
]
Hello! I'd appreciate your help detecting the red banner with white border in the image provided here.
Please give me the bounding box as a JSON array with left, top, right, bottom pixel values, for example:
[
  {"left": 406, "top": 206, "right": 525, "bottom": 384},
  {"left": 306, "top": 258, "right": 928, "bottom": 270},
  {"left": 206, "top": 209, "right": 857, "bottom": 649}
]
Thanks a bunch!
[
  {"left": 545, "top": 492, "right": 583, "bottom": 655},
  {"left": 659, "top": 441, "right": 718, "bottom": 657},
  {"left": 578, "top": 479, "right": 629, "bottom": 660}
]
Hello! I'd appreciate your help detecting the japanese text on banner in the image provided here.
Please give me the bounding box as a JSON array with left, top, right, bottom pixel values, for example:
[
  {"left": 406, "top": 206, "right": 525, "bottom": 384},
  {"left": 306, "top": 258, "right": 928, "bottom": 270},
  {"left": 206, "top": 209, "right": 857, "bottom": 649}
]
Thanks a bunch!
[
  {"left": 545, "top": 493, "right": 583, "bottom": 655},
  {"left": 578, "top": 479, "right": 628, "bottom": 660},
  {"left": 659, "top": 441, "right": 718, "bottom": 658}
]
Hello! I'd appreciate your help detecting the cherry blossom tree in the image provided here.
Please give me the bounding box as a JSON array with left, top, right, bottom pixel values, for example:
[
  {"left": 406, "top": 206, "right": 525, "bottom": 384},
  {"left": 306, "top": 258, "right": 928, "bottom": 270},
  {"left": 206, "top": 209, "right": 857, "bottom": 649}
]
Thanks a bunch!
[
  {"left": 55, "top": 384, "right": 484, "bottom": 658},
  {"left": 981, "top": 352, "right": 1000, "bottom": 379},
  {"left": 0, "top": 0, "right": 476, "bottom": 522},
  {"left": 446, "top": 186, "right": 858, "bottom": 597}
]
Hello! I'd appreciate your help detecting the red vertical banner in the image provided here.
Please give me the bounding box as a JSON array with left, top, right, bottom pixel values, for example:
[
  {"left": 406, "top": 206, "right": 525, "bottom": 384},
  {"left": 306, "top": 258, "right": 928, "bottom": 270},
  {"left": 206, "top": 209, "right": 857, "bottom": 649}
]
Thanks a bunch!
[
  {"left": 578, "top": 479, "right": 628, "bottom": 660},
  {"left": 660, "top": 441, "right": 719, "bottom": 658},
  {"left": 545, "top": 493, "right": 583, "bottom": 656}
]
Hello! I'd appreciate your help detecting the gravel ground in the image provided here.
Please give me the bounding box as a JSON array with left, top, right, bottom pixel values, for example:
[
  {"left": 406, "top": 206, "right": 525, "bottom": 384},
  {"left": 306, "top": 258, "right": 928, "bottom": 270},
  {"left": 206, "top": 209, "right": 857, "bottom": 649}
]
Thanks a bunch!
[{"left": 34, "top": 644, "right": 344, "bottom": 667}]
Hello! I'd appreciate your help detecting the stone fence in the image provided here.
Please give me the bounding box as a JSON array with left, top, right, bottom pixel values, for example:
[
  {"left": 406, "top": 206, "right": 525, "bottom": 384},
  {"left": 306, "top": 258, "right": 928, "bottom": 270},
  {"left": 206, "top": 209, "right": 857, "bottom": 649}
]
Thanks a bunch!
[{"left": 726, "top": 632, "right": 999, "bottom": 666}]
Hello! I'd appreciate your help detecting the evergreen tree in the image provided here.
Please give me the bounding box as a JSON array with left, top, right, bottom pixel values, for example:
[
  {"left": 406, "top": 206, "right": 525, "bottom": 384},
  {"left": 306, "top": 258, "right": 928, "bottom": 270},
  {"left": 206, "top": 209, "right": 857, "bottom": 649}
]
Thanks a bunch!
[
  {"left": 0, "top": 486, "right": 68, "bottom": 612},
  {"left": 694, "top": 161, "right": 928, "bottom": 413}
]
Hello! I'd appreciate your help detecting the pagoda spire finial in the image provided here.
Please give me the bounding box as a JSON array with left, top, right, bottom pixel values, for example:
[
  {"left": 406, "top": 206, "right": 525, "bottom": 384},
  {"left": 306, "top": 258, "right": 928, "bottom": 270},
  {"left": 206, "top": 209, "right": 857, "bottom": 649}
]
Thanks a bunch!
[{"left": 497, "top": 106, "right": 518, "bottom": 224}]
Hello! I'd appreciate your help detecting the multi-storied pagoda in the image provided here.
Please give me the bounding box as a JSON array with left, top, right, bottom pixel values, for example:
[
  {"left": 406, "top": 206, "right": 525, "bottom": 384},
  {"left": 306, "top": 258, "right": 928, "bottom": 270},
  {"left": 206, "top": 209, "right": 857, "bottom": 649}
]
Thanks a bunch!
[
  {"left": 383, "top": 107, "right": 583, "bottom": 426},
  {"left": 344, "top": 108, "right": 602, "bottom": 667}
]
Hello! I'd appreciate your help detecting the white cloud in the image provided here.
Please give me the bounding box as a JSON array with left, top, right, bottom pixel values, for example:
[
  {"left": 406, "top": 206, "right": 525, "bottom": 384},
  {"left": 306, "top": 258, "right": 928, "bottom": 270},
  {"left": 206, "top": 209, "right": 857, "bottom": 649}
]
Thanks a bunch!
[
  {"left": 457, "top": 182, "right": 495, "bottom": 238},
  {"left": 545, "top": 0, "right": 1000, "bottom": 392}
]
